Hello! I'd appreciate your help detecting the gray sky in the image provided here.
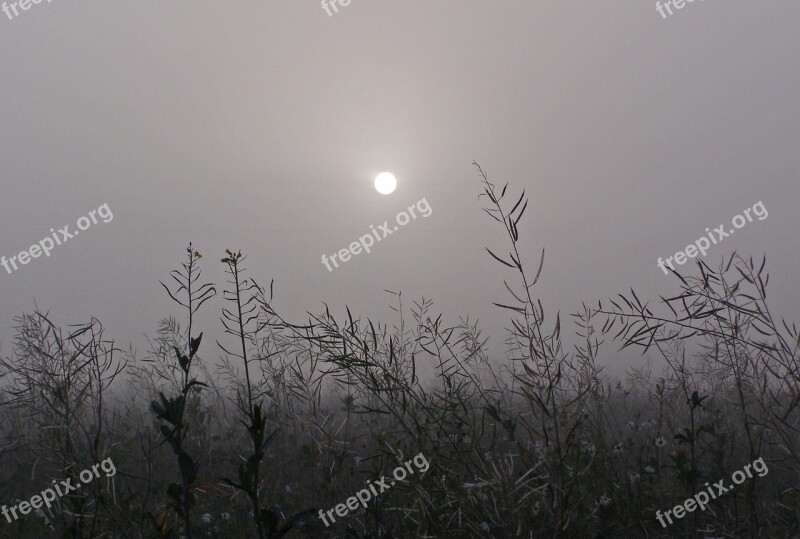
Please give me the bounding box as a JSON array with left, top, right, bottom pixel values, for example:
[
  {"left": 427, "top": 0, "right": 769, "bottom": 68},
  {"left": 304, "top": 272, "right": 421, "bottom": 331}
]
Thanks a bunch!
[{"left": 1, "top": 1, "right": 798, "bottom": 376}]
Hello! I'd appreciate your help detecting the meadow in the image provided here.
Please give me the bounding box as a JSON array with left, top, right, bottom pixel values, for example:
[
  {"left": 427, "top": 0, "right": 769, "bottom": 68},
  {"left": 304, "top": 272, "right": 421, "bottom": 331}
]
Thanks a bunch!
[{"left": 0, "top": 167, "right": 797, "bottom": 538}]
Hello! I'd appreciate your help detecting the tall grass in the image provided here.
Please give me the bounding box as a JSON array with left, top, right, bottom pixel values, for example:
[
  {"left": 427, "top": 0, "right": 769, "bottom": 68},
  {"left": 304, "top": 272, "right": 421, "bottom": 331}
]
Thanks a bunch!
[{"left": 0, "top": 166, "right": 797, "bottom": 538}]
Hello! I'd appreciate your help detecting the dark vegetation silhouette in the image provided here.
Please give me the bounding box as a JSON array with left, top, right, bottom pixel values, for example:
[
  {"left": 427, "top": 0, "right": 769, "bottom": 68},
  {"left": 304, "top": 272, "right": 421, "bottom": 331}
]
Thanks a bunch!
[{"left": 0, "top": 164, "right": 797, "bottom": 538}]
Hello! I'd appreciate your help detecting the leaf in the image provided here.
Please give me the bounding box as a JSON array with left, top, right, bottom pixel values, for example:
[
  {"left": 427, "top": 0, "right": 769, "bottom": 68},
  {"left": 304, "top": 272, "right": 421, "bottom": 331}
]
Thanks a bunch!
[
  {"left": 151, "top": 400, "right": 166, "bottom": 418},
  {"left": 174, "top": 346, "right": 189, "bottom": 372},
  {"left": 179, "top": 451, "right": 199, "bottom": 485},
  {"left": 493, "top": 302, "right": 527, "bottom": 314},
  {"left": 486, "top": 248, "right": 515, "bottom": 268},
  {"left": 238, "top": 461, "right": 253, "bottom": 491},
  {"left": 185, "top": 380, "right": 209, "bottom": 393},
  {"left": 222, "top": 477, "right": 249, "bottom": 494},
  {"left": 189, "top": 332, "right": 203, "bottom": 358},
  {"left": 159, "top": 425, "right": 175, "bottom": 445},
  {"left": 553, "top": 313, "right": 561, "bottom": 340},
  {"left": 509, "top": 189, "right": 526, "bottom": 217},
  {"left": 533, "top": 248, "right": 545, "bottom": 284},
  {"left": 513, "top": 199, "right": 528, "bottom": 227}
]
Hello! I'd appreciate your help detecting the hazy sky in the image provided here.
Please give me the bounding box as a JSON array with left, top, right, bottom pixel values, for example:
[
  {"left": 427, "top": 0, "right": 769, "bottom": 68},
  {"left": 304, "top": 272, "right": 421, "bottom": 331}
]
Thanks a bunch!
[{"left": 1, "top": 1, "right": 798, "bottom": 376}]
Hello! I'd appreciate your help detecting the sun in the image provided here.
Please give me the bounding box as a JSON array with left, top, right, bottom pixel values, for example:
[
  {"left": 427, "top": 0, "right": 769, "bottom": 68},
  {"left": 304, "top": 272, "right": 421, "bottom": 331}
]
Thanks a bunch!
[{"left": 374, "top": 172, "right": 397, "bottom": 195}]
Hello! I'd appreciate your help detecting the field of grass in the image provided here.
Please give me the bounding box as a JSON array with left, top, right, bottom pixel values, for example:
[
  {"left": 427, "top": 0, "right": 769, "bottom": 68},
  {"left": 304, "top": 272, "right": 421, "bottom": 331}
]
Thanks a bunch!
[{"left": 0, "top": 170, "right": 797, "bottom": 538}]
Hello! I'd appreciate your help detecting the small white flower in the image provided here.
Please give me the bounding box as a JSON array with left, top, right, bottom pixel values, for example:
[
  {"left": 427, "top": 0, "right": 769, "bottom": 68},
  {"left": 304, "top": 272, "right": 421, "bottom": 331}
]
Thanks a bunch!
[
  {"left": 644, "top": 465, "right": 655, "bottom": 474},
  {"left": 655, "top": 436, "right": 667, "bottom": 447},
  {"left": 626, "top": 420, "right": 637, "bottom": 430},
  {"left": 581, "top": 440, "right": 596, "bottom": 455},
  {"left": 480, "top": 521, "right": 491, "bottom": 531},
  {"left": 599, "top": 494, "right": 611, "bottom": 506},
  {"left": 612, "top": 442, "right": 623, "bottom": 454},
  {"left": 220, "top": 512, "right": 231, "bottom": 521},
  {"left": 199, "top": 513, "right": 212, "bottom": 525}
]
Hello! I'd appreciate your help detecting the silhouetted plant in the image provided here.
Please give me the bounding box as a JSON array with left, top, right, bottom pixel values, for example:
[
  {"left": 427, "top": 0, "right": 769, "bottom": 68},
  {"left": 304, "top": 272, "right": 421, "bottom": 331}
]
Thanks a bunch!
[
  {"left": 150, "top": 244, "right": 215, "bottom": 538},
  {"left": 476, "top": 162, "right": 602, "bottom": 533},
  {"left": 219, "top": 249, "right": 316, "bottom": 539},
  {"left": 0, "top": 312, "right": 124, "bottom": 537},
  {"left": 596, "top": 252, "right": 799, "bottom": 535},
  {"left": 0, "top": 168, "right": 797, "bottom": 539}
]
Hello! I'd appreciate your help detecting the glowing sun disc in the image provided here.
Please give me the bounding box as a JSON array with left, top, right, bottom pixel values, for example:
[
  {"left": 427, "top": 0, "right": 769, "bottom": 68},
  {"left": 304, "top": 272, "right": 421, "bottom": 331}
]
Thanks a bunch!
[{"left": 374, "top": 172, "right": 397, "bottom": 195}]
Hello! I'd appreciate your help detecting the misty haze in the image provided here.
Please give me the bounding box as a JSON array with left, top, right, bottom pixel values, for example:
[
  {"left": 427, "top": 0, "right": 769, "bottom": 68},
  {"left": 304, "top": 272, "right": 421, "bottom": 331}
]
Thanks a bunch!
[{"left": 0, "top": 2, "right": 799, "bottom": 538}]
